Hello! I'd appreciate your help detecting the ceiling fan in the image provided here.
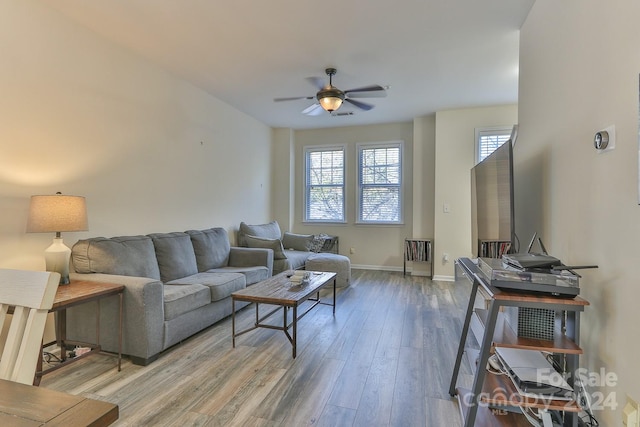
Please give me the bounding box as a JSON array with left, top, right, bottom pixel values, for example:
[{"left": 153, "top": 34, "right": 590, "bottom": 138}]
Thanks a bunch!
[{"left": 274, "top": 68, "right": 387, "bottom": 116}]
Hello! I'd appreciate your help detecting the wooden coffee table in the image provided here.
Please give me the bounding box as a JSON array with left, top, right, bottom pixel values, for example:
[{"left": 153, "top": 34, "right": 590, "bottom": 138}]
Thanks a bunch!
[{"left": 231, "top": 271, "right": 336, "bottom": 358}]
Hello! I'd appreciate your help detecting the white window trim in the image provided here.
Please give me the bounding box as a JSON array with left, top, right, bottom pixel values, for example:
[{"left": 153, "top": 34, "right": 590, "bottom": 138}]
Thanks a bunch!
[
  {"left": 475, "top": 126, "right": 513, "bottom": 164},
  {"left": 303, "top": 145, "right": 347, "bottom": 223},
  {"left": 356, "top": 140, "right": 404, "bottom": 225}
]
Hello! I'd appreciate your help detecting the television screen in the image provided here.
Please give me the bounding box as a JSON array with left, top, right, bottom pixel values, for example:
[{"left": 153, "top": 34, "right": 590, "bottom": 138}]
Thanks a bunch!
[{"left": 471, "top": 140, "right": 515, "bottom": 257}]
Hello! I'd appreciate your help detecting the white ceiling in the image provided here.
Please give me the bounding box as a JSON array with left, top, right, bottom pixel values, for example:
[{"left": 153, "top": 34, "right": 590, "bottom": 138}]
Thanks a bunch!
[{"left": 42, "top": 0, "right": 535, "bottom": 130}]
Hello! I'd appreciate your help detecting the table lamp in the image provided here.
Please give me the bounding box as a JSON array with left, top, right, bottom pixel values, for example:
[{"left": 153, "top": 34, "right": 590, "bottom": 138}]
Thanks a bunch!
[{"left": 26, "top": 192, "right": 88, "bottom": 285}]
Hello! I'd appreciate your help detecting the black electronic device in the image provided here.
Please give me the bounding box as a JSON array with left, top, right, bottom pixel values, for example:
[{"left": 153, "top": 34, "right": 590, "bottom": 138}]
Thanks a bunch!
[
  {"left": 502, "top": 233, "right": 598, "bottom": 276},
  {"left": 478, "top": 257, "right": 580, "bottom": 297},
  {"left": 502, "top": 232, "right": 562, "bottom": 270},
  {"left": 502, "top": 252, "right": 563, "bottom": 270}
]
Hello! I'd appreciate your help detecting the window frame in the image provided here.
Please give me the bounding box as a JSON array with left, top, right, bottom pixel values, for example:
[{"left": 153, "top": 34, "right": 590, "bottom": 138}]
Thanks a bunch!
[
  {"left": 303, "top": 145, "right": 346, "bottom": 223},
  {"left": 475, "top": 127, "right": 513, "bottom": 164},
  {"left": 356, "top": 141, "right": 404, "bottom": 225}
]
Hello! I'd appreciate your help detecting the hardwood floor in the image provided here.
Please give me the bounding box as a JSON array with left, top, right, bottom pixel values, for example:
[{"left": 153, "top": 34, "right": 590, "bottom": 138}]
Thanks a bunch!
[{"left": 41, "top": 269, "right": 476, "bottom": 426}]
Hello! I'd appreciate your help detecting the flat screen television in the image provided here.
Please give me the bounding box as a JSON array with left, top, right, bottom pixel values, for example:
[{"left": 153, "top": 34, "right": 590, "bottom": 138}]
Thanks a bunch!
[{"left": 471, "top": 139, "right": 515, "bottom": 257}]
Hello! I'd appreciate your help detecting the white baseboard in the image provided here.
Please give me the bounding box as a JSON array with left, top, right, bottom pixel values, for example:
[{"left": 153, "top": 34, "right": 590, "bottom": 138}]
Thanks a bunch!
[
  {"left": 351, "top": 264, "right": 403, "bottom": 272},
  {"left": 350, "top": 265, "right": 454, "bottom": 282},
  {"left": 432, "top": 275, "right": 455, "bottom": 282},
  {"left": 408, "top": 270, "right": 431, "bottom": 277}
]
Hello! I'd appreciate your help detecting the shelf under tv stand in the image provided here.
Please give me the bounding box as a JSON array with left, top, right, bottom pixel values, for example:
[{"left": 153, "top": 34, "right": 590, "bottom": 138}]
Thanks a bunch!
[{"left": 450, "top": 257, "right": 589, "bottom": 427}]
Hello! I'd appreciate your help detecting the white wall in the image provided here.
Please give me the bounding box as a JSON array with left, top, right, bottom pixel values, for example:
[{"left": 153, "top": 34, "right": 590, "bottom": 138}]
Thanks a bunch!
[
  {"left": 519, "top": 0, "right": 640, "bottom": 424},
  {"left": 273, "top": 122, "right": 417, "bottom": 270},
  {"left": 0, "top": 0, "right": 272, "bottom": 271},
  {"left": 411, "top": 115, "right": 437, "bottom": 275},
  {"left": 271, "top": 128, "right": 295, "bottom": 232},
  {"left": 433, "top": 105, "right": 518, "bottom": 279}
]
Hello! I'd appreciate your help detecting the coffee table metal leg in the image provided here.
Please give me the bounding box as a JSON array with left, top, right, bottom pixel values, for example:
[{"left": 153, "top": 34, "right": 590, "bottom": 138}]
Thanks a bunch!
[
  {"left": 231, "top": 297, "right": 236, "bottom": 348},
  {"left": 333, "top": 278, "right": 336, "bottom": 314},
  {"left": 292, "top": 306, "right": 297, "bottom": 359}
]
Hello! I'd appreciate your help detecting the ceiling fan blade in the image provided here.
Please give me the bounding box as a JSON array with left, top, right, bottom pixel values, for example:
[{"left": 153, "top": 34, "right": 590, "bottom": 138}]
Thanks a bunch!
[
  {"left": 346, "top": 91, "right": 387, "bottom": 99},
  {"left": 344, "top": 85, "right": 387, "bottom": 98},
  {"left": 302, "top": 103, "right": 324, "bottom": 116},
  {"left": 274, "top": 96, "right": 314, "bottom": 102},
  {"left": 344, "top": 98, "right": 374, "bottom": 111},
  {"left": 306, "top": 76, "right": 326, "bottom": 90}
]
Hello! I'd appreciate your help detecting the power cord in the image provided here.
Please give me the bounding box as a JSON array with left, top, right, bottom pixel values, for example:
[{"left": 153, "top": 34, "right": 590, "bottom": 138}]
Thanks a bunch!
[
  {"left": 521, "top": 407, "right": 564, "bottom": 427},
  {"left": 521, "top": 406, "right": 542, "bottom": 427},
  {"left": 486, "top": 353, "right": 506, "bottom": 375},
  {"left": 42, "top": 351, "right": 62, "bottom": 366},
  {"left": 575, "top": 378, "right": 599, "bottom": 426}
]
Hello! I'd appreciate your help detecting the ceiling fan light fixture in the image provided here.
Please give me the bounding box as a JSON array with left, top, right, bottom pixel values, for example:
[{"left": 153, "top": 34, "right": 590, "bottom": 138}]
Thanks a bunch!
[{"left": 317, "top": 86, "right": 345, "bottom": 112}]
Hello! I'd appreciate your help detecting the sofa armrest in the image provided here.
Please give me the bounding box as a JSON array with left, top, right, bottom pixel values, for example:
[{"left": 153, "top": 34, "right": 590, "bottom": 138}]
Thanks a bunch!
[
  {"left": 67, "top": 272, "right": 165, "bottom": 363},
  {"left": 228, "top": 247, "right": 273, "bottom": 276}
]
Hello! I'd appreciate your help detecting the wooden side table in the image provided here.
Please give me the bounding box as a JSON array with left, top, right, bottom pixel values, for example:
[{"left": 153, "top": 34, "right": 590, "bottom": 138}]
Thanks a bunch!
[{"left": 35, "top": 280, "right": 124, "bottom": 385}]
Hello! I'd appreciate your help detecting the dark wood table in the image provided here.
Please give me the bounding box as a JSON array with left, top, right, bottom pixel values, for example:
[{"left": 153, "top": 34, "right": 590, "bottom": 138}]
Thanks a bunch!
[
  {"left": 36, "top": 280, "right": 125, "bottom": 384},
  {"left": 232, "top": 271, "right": 336, "bottom": 358},
  {"left": 0, "top": 378, "right": 118, "bottom": 426}
]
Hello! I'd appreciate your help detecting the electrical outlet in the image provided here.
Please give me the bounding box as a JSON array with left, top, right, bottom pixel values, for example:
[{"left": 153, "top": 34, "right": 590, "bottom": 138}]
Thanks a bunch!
[
  {"left": 350, "top": 247, "right": 355, "bottom": 254},
  {"left": 442, "top": 253, "right": 449, "bottom": 263},
  {"left": 623, "top": 395, "right": 640, "bottom": 427}
]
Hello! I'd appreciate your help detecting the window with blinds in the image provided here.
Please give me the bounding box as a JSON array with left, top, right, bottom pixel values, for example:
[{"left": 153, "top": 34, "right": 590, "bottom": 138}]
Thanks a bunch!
[
  {"left": 476, "top": 128, "right": 512, "bottom": 163},
  {"left": 357, "top": 142, "right": 403, "bottom": 224},
  {"left": 304, "top": 146, "right": 345, "bottom": 222}
]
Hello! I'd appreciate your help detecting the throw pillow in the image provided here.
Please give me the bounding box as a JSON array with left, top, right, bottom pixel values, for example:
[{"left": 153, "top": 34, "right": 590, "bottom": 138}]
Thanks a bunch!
[
  {"left": 309, "top": 234, "right": 329, "bottom": 253},
  {"left": 148, "top": 232, "right": 199, "bottom": 283},
  {"left": 238, "top": 221, "right": 282, "bottom": 247},
  {"left": 186, "top": 228, "right": 231, "bottom": 271},
  {"left": 282, "top": 232, "right": 314, "bottom": 252},
  {"left": 244, "top": 235, "right": 287, "bottom": 259}
]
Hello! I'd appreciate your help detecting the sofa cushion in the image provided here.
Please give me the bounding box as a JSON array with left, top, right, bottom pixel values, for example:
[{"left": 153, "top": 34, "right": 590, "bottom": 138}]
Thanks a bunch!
[
  {"left": 186, "top": 228, "right": 230, "bottom": 271},
  {"left": 208, "top": 266, "right": 269, "bottom": 286},
  {"left": 305, "top": 253, "right": 351, "bottom": 288},
  {"left": 282, "top": 232, "right": 313, "bottom": 252},
  {"left": 167, "top": 272, "right": 246, "bottom": 302},
  {"left": 244, "top": 235, "right": 286, "bottom": 259},
  {"left": 284, "top": 249, "right": 313, "bottom": 269},
  {"left": 148, "top": 232, "right": 198, "bottom": 283},
  {"left": 238, "top": 221, "right": 281, "bottom": 246},
  {"left": 72, "top": 236, "right": 161, "bottom": 280},
  {"left": 163, "top": 284, "right": 210, "bottom": 321}
]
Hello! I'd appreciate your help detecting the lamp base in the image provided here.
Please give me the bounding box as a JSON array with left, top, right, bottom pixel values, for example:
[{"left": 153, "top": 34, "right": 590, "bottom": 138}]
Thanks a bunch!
[{"left": 44, "top": 237, "right": 71, "bottom": 285}]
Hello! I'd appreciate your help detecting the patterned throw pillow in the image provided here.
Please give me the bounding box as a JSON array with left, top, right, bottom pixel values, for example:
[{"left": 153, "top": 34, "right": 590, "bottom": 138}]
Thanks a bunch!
[{"left": 309, "top": 234, "right": 329, "bottom": 253}]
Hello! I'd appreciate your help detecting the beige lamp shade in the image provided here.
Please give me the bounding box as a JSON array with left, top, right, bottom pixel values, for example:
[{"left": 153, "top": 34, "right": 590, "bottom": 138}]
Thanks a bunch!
[
  {"left": 26, "top": 193, "right": 88, "bottom": 285},
  {"left": 27, "top": 194, "right": 88, "bottom": 233}
]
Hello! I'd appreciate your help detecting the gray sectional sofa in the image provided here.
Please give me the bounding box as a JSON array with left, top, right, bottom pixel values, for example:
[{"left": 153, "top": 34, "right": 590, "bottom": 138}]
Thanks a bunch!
[
  {"left": 66, "top": 227, "right": 273, "bottom": 365},
  {"left": 237, "top": 221, "right": 323, "bottom": 274}
]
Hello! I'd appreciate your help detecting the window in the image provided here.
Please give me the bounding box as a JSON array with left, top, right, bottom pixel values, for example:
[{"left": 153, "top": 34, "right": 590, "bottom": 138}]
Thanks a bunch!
[
  {"left": 476, "top": 127, "right": 512, "bottom": 163},
  {"left": 357, "top": 142, "right": 403, "bottom": 224},
  {"left": 304, "top": 147, "right": 345, "bottom": 222}
]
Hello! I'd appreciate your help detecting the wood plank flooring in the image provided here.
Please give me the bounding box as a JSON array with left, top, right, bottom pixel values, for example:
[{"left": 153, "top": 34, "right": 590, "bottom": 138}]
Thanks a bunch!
[{"left": 41, "top": 269, "right": 476, "bottom": 426}]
